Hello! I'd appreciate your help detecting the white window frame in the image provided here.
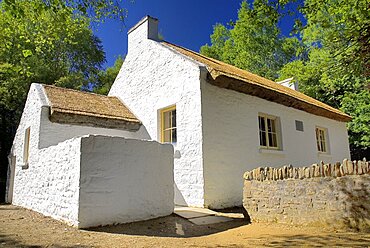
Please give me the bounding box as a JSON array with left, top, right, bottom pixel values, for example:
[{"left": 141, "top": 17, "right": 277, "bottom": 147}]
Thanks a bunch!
[
  {"left": 315, "top": 127, "right": 329, "bottom": 153},
  {"left": 258, "top": 113, "right": 281, "bottom": 150}
]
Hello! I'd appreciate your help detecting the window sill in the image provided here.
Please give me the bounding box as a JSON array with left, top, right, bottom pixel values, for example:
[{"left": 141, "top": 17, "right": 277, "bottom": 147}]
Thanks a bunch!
[
  {"left": 317, "top": 152, "right": 331, "bottom": 158},
  {"left": 259, "top": 148, "right": 285, "bottom": 155}
]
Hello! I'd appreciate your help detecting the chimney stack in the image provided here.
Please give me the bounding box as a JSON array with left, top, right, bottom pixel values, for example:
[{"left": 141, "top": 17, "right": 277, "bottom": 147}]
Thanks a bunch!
[{"left": 127, "top": 16, "right": 159, "bottom": 51}]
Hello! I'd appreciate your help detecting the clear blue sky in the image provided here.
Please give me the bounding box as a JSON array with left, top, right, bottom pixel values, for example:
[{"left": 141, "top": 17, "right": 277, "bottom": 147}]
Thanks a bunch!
[{"left": 94, "top": 0, "right": 302, "bottom": 68}]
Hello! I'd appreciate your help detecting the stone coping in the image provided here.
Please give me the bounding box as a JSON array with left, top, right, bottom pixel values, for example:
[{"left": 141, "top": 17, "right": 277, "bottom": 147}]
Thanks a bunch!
[{"left": 243, "top": 159, "right": 369, "bottom": 181}]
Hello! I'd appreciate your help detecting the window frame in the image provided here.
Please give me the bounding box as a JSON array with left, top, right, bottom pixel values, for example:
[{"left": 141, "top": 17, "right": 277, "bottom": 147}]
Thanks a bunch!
[
  {"left": 23, "top": 127, "right": 31, "bottom": 164},
  {"left": 258, "top": 113, "right": 281, "bottom": 150},
  {"left": 160, "top": 105, "right": 177, "bottom": 144},
  {"left": 315, "top": 126, "right": 328, "bottom": 153}
]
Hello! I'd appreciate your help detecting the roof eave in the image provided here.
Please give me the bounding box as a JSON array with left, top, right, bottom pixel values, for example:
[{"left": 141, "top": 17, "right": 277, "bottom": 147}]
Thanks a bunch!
[
  {"left": 49, "top": 108, "right": 142, "bottom": 131},
  {"left": 207, "top": 71, "right": 351, "bottom": 122}
]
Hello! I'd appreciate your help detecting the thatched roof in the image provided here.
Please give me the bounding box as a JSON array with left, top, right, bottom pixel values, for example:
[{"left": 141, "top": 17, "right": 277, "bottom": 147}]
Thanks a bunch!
[
  {"left": 163, "top": 42, "right": 351, "bottom": 122},
  {"left": 42, "top": 85, "right": 141, "bottom": 130}
]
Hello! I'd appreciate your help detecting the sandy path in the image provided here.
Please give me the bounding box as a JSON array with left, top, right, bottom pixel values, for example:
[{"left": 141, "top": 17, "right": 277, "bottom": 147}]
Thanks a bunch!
[{"left": 0, "top": 204, "right": 369, "bottom": 247}]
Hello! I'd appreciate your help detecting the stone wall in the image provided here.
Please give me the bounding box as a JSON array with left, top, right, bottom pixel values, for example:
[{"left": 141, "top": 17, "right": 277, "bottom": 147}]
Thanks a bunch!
[
  {"left": 109, "top": 17, "right": 205, "bottom": 207},
  {"left": 78, "top": 135, "right": 174, "bottom": 228},
  {"left": 243, "top": 159, "right": 370, "bottom": 231}
]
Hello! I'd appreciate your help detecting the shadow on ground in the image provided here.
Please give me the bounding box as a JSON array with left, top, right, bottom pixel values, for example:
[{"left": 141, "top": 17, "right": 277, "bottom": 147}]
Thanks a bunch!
[{"left": 87, "top": 213, "right": 249, "bottom": 238}]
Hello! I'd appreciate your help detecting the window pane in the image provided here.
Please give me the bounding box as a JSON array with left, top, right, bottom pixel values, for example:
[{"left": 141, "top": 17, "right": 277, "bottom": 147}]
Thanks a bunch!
[
  {"left": 268, "top": 132, "right": 277, "bottom": 147},
  {"left": 171, "top": 110, "right": 176, "bottom": 128},
  {"left": 267, "top": 119, "right": 272, "bottom": 132},
  {"left": 163, "top": 130, "right": 171, "bottom": 143},
  {"left": 259, "top": 116, "right": 265, "bottom": 131},
  {"left": 163, "top": 111, "right": 171, "bottom": 129},
  {"left": 260, "top": 131, "right": 267, "bottom": 146},
  {"left": 172, "top": 128, "right": 177, "bottom": 143},
  {"left": 270, "top": 119, "right": 276, "bottom": 132}
]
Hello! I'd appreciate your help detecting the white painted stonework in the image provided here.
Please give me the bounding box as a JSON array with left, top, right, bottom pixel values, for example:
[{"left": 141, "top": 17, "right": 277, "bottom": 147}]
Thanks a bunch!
[
  {"left": 9, "top": 84, "right": 174, "bottom": 227},
  {"left": 79, "top": 136, "right": 174, "bottom": 228},
  {"left": 110, "top": 16, "right": 350, "bottom": 208},
  {"left": 109, "top": 17, "right": 206, "bottom": 207},
  {"left": 201, "top": 82, "right": 350, "bottom": 208},
  {"left": 9, "top": 16, "right": 351, "bottom": 222}
]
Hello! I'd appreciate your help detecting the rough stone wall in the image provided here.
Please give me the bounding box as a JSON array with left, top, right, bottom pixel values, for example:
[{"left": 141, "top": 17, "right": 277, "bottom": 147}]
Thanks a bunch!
[
  {"left": 243, "top": 160, "right": 370, "bottom": 231},
  {"left": 13, "top": 134, "right": 81, "bottom": 226},
  {"left": 11, "top": 85, "right": 79, "bottom": 226}
]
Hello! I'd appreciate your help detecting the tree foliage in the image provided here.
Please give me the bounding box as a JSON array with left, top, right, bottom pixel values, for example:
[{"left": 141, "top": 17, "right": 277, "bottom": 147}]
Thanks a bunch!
[
  {"left": 0, "top": 0, "right": 108, "bottom": 201},
  {"left": 279, "top": 0, "right": 370, "bottom": 155},
  {"left": 200, "top": 0, "right": 300, "bottom": 80},
  {"left": 3, "top": 0, "right": 130, "bottom": 22},
  {"left": 94, "top": 56, "right": 124, "bottom": 95}
]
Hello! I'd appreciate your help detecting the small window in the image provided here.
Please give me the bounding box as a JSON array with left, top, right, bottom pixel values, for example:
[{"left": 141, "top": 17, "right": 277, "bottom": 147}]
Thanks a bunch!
[
  {"left": 160, "top": 106, "right": 177, "bottom": 144},
  {"left": 315, "top": 127, "right": 328, "bottom": 153},
  {"left": 295, "top": 120, "right": 304, "bottom": 131},
  {"left": 23, "top": 127, "right": 31, "bottom": 164},
  {"left": 258, "top": 114, "right": 280, "bottom": 149}
]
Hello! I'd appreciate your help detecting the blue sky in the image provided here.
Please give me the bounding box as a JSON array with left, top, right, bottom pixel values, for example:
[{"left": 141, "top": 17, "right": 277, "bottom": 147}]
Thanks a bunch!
[{"left": 94, "top": 0, "right": 302, "bottom": 68}]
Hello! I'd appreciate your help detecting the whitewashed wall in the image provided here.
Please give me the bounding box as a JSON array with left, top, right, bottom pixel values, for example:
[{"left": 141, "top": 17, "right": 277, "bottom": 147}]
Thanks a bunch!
[
  {"left": 78, "top": 135, "right": 174, "bottom": 228},
  {"left": 38, "top": 97, "right": 147, "bottom": 149},
  {"left": 11, "top": 85, "right": 81, "bottom": 225},
  {"left": 201, "top": 82, "right": 351, "bottom": 209},
  {"left": 11, "top": 84, "right": 174, "bottom": 227},
  {"left": 109, "top": 17, "right": 205, "bottom": 207}
]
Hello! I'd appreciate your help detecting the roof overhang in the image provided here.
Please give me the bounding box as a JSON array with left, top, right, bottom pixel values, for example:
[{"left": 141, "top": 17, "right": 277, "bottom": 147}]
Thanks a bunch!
[
  {"left": 207, "top": 70, "right": 352, "bottom": 122},
  {"left": 49, "top": 107, "right": 141, "bottom": 131}
]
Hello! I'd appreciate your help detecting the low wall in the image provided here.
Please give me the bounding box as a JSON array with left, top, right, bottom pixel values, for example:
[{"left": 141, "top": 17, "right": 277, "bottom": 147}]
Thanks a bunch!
[
  {"left": 78, "top": 135, "right": 174, "bottom": 228},
  {"left": 243, "top": 159, "right": 370, "bottom": 231}
]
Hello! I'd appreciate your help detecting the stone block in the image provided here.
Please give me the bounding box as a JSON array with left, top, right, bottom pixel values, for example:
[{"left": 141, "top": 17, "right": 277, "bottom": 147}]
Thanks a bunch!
[
  {"left": 343, "top": 159, "right": 348, "bottom": 175},
  {"left": 348, "top": 161, "right": 354, "bottom": 175},
  {"left": 357, "top": 161, "right": 363, "bottom": 175},
  {"left": 304, "top": 167, "right": 310, "bottom": 178}
]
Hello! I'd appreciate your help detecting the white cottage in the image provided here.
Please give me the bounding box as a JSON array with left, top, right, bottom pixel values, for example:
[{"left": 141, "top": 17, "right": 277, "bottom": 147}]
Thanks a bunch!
[
  {"left": 108, "top": 16, "right": 351, "bottom": 208},
  {"left": 8, "top": 16, "right": 351, "bottom": 222}
]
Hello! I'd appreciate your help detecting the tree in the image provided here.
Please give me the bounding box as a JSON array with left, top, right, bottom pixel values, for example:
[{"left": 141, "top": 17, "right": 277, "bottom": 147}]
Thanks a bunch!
[
  {"left": 200, "top": 0, "right": 300, "bottom": 80},
  {"left": 279, "top": 0, "right": 370, "bottom": 157},
  {"left": 94, "top": 56, "right": 124, "bottom": 95},
  {"left": 3, "top": 0, "right": 129, "bottom": 22},
  {"left": 0, "top": 0, "right": 107, "bottom": 201}
]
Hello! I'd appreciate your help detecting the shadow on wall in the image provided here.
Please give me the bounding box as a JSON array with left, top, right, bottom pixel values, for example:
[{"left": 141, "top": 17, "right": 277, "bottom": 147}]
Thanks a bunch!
[
  {"left": 88, "top": 214, "right": 249, "bottom": 238},
  {"left": 337, "top": 176, "right": 370, "bottom": 232},
  {"left": 174, "top": 182, "right": 187, "bottom": 206}
]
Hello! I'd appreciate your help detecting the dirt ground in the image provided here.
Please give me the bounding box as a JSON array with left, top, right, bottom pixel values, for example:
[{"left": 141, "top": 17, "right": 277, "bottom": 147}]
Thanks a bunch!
[{"left": 0, "top": 204, "right": 369, "bottom": 247}]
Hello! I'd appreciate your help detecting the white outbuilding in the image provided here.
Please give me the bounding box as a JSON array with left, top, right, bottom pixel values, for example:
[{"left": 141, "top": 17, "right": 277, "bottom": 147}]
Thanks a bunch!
[
  {"left": 8, "top": 16, "right": 351, "bottom": 224},
  {"left": 7, "top": 84, "right": 174, "bottom": 228}
]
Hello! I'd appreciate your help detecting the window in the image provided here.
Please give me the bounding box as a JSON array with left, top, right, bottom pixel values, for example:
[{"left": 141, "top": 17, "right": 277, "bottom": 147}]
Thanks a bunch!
[
  {"left": 23, "top": 127, "right": 31, "bottom": 164},
  {"left": 316, "top": 127, "right": 328, "bottom": 153},
  {"left": 258, "top": 114, "right": 280, "bottom": 149},
  {"left": 295, "top": 120, "right": 304, "bottom": 132},
  {"left": 160, "top": 106, "right": 177, "bottom": 144}
]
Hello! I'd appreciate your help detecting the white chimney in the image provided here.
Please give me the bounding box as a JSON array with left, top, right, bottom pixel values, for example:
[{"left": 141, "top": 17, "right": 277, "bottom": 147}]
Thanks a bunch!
[
  {"left": 277, "top": 77, "right": 299, "bottom": 91},
  {"left": 127, "top": 16, "right": 159, "bottom": 51}
]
